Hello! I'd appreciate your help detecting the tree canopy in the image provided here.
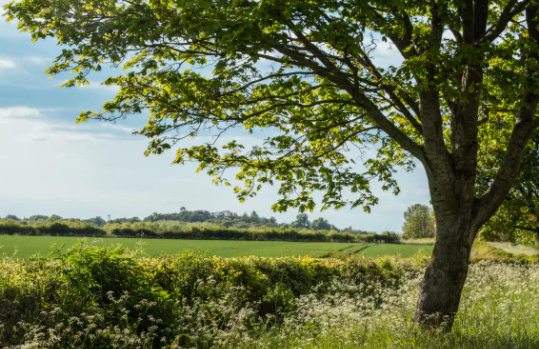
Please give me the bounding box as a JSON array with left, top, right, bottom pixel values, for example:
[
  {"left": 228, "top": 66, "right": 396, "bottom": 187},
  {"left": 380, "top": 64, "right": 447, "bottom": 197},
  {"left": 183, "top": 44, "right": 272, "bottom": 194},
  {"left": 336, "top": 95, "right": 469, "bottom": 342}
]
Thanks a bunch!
[
  {"left": 5, "top": 0, "right": 537, "bottom": 215},
  {"left": 291, "top": 213, "right": 310, "bottom": 229},
  {"left": 402, "top": 204, "right": 436, "bottom": 239}
]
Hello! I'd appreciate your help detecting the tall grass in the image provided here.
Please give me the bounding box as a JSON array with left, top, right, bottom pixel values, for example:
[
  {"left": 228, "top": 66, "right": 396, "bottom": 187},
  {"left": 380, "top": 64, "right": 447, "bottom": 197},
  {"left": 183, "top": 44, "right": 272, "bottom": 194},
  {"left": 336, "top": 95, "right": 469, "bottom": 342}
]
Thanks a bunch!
[{"left": 257, "top": 262, "right": 539, "bottom": 348}]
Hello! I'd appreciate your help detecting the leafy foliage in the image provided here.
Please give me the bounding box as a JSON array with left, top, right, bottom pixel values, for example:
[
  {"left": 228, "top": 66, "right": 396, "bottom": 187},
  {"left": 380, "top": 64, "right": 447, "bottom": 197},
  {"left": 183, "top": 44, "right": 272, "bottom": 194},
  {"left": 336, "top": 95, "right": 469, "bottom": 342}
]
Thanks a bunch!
[
  {"left": 478, "top": 130, "right": 538, "bottom": 245},
  {"left": 402, "top": 204, "right": 436, "bottom": 239}
]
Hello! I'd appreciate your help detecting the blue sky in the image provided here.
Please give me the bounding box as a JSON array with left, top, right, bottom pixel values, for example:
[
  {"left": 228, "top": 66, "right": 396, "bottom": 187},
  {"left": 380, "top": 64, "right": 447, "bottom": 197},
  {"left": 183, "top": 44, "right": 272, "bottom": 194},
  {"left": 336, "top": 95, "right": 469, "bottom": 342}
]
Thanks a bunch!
[{"left": 0, "top": 5, "right": 430, "bottom": 232}]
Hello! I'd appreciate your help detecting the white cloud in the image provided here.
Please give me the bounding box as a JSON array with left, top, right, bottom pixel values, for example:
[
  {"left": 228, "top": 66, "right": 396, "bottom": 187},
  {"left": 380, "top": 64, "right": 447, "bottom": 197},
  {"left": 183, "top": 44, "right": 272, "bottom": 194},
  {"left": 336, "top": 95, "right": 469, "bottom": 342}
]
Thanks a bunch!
[
  {"left": 22, "top": 56, "right": 51, "bottom": 65},
  {"left": 0, "top": 106, "right": 40, "bottom": 118},
  {"left": 0, "top": 106, "right": 137, "bottom": 144},
  {"left": 0, "top": 58, "right": 16, "bottom": 69},
  {"left": 0, "top": 55, "right": 51, "bottom": 70}
]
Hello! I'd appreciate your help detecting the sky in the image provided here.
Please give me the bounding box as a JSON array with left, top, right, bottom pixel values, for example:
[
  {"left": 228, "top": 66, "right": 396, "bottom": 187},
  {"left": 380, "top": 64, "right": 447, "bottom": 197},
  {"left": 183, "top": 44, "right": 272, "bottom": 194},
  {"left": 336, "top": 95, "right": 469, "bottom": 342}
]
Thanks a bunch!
[{"left": 0, "top": 5, "right": 430, "bottom": 232}]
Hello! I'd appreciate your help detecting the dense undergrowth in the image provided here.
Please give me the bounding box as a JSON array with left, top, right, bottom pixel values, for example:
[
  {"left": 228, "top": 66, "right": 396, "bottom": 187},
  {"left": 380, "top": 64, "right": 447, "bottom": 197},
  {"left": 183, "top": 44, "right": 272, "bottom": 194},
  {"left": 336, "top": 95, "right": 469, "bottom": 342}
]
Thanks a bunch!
[
  {"left": 0, "top": 244, "right": 411, "bottom": 348},
  {"left": 0, "top": 245, "right": 537, "bottom": 348},
  {"left": 0, "top": 219, "right": 398, "bottom": 243}
]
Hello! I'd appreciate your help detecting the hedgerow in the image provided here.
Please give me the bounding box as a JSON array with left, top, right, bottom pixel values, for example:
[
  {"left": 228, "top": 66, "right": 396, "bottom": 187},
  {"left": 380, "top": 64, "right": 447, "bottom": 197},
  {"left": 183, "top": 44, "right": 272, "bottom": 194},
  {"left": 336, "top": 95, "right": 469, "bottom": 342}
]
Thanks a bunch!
[
  {"left": 0, "top": 244, "right": 416, "bottom": 348},
  {"left": 0, "top": 219, "right": 399, "bottom": 243}
]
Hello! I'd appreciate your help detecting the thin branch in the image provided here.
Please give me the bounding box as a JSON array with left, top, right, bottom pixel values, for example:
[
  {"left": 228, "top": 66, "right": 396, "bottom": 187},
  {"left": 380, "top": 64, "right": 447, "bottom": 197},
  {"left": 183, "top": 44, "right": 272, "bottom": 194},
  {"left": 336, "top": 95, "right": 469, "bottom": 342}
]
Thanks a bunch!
[
  {"left": 480, "top": 0, "right": 533, "bottom": 43},
  {"left": 371, "top": 8, "right": 418, "bottom": 58}
]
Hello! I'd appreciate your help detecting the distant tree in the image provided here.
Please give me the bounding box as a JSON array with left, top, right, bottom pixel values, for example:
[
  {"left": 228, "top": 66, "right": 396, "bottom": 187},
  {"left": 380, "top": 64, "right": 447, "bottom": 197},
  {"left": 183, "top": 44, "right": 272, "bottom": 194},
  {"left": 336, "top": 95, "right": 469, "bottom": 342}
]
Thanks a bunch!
[
  {"left": 86, "top": 216, "right": 107, "bottom": 226},
  {"left": 187, "top": 210, "right": 211, "bottom": 222},
  {"left": 127, "top": 216, "right": 141, "bottom": 223},
  {"left": 402, "top": 204, "right": 436, "bottom": 239},
  {"left": 380, "top": 231, "right": 400, "bottom": 243},
  {"left": 292, "top": 213, "right": 310, "bottom": 229},
  {"left": 48, "top": 214, "right": 63, "bottom": 222},
  {"left": 4, "top": 214, "right": 20, "bottom": 221},
  {"left": 249, "top": 211, "right": 260, "bottom": 223},
  {"left": 310, "top": 217, "right": 332, "bottom": 231},
  {"left": 27, "top": 215, "right": 48, "bottom": 222}
]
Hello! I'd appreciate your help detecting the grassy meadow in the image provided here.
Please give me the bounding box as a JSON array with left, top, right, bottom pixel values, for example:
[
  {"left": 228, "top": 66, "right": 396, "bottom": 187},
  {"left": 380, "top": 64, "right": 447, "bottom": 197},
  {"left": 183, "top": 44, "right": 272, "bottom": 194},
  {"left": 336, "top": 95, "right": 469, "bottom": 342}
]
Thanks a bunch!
[{"left": 0, "top": 234, "right": 432, "bottom": 259}]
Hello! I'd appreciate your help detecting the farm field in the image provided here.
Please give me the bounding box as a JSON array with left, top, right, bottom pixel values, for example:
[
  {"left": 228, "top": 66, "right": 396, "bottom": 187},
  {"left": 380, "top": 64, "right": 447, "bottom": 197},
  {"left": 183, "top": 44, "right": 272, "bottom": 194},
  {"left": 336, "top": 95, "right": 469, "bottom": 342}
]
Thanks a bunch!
[{"left": 0, "top": 234, "right": 432, "bottom": 259}]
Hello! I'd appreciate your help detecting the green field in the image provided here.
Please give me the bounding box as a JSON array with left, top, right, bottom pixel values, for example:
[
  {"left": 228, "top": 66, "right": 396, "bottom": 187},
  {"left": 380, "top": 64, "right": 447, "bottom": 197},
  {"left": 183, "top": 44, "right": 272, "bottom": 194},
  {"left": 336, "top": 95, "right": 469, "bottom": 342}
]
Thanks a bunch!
[{"left": 0, "top": 235, "right": 432, "bottom": 259}]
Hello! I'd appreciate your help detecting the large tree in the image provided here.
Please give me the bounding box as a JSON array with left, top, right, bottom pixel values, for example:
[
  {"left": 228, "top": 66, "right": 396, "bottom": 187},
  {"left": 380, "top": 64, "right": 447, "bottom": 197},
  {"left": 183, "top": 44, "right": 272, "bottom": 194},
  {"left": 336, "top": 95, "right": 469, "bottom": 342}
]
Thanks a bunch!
[{"left": 6, "top": 0, "right": 539, "bottom": 329}]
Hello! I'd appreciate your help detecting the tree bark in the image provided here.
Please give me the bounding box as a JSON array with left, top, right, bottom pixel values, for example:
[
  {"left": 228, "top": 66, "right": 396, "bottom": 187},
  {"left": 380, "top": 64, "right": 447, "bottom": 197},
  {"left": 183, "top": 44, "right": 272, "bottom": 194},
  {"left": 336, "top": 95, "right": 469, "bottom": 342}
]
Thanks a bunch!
[
  {"left": 413, "top": 135, "right": 479, "bottom": 329},
  {"left": 413, "top": 216, "right": 475, "bottom": 329}
]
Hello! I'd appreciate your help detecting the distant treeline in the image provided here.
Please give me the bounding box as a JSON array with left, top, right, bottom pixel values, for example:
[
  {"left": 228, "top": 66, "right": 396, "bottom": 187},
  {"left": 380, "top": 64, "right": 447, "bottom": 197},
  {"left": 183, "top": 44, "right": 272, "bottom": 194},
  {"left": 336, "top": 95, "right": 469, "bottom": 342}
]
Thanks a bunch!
[
  {"left": 4, "top": 209, "right": 344, "bottom": 231},
  {"left": 0, "top": 217, "right": 400, "bottom": 244}
]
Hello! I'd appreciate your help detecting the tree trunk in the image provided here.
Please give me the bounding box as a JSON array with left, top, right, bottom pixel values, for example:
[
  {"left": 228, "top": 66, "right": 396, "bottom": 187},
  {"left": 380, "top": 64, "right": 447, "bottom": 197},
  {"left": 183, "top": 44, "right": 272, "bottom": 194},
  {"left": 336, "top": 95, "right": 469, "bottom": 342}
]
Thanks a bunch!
[{"left": 413, "top": 213, "right": 476, "bottom": 329}]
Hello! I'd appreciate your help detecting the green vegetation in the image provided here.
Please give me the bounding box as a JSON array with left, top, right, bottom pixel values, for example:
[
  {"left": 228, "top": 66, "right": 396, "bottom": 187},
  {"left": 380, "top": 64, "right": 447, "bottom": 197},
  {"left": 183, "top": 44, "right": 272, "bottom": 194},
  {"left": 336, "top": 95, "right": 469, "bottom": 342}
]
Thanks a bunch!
[
  {"left": 0, "top": 245, "right": 416, "bottom": 348},
  {"left": 0, "top": 218, "right": 399, "bottom": 244},
  {"left": 0, "top": 245, "right": 537, "bottom": 348},
  {"left": 402, "top": 204, "right": 436, "bottom": 239},
  {"left": 3, "top": 210, "right": 344, "bottom": 232},
  {"left": 263, "top": 261, "right": 539, "bottom": 348},
  {"left": 0, "top": 235, "right": 431, "bottom": 259},
  {"left": 478, "top": 120, "right": 538, "bottom": 245}
]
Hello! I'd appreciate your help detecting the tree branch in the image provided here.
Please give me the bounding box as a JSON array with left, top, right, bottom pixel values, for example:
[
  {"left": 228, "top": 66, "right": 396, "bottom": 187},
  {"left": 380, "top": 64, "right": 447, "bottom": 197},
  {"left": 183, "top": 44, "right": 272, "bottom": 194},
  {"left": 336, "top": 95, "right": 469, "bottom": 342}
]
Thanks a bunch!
[
  {"left": 372, "top": 8, "right": 418, "bottom": 58},
  {"left": 480, "top": 0, "right": 533, "bottom": 43},
  {"left": 274, "top": 23, "right": 425, "bottom": 162},
  {"left": 419, "top": 3, "right": 452, "bottom": 178},
  {"left": 351, "top": 91, "right": 426, "bottom": 162}
]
